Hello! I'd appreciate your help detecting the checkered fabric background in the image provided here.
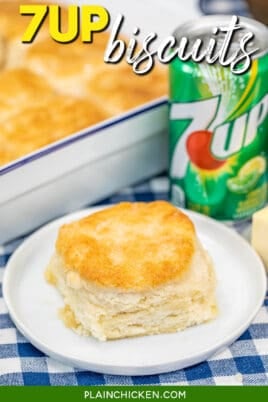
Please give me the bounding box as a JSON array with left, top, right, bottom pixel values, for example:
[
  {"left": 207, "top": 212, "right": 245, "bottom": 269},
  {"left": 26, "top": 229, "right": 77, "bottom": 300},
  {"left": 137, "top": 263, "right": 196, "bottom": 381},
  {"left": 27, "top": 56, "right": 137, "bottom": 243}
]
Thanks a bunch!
[
  {"left": 199, "top": 0, "right": 250, "bottom": 15},
  {"left": 0, "top": 175, "right": 268, "bottom": 385}
]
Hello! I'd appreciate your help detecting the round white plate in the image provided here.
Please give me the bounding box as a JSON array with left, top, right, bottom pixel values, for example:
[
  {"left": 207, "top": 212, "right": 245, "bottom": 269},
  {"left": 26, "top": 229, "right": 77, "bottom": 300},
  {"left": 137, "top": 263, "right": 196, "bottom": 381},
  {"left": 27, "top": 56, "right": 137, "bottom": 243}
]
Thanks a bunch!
[{"left": 3, "top": 206, "right": 267, "bottom": 376}]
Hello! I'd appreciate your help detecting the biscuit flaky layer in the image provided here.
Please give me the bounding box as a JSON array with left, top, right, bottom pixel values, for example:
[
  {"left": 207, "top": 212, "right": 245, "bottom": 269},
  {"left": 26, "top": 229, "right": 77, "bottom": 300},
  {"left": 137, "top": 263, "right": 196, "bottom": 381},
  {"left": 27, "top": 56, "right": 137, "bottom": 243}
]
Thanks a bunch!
[{"left": 56, "top": 201, "right": 196, "bottom": 291}]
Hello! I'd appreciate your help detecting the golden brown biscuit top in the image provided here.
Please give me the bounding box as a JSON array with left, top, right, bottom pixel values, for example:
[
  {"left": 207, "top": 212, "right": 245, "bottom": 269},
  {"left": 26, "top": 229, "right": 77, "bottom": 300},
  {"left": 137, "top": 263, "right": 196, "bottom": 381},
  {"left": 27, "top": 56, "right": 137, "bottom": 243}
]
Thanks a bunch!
[
  {"left": 0, "top": 34, "right": 6, "bottom": 68},
  {"left": 0, "top": 96, "right": 106, "bottom": 164},
  {"left": 0, "top": 1, "right": 167, "bottom": 167},
  {"left": 56, "top": 201, "right": 196, "bottom": 291},
  {"left": 0, "top": 68, "right": 55, "bottom": 105},
  {"left": 87, "top": 63, "right": 168, "bottom": 115},
  {"left": 25, "top": 39, "right": 96, "bottom": 77},
  {"left": 0, "top": 2, "right": 29, "bottom": 41}
]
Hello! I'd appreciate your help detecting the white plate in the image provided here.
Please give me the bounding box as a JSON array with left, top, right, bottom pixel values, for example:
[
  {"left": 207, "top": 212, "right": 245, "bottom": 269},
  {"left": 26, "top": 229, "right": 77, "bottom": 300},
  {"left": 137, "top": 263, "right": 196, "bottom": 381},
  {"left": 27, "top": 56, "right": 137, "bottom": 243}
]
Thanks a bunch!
[{"left": 3, "top": 207, "right": 267, "bottom": 376}]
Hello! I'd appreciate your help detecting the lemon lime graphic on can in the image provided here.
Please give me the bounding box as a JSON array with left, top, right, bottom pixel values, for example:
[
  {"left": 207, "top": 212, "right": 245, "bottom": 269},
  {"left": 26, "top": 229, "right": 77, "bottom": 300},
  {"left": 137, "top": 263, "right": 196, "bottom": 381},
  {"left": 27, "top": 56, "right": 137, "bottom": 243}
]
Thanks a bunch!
[
  {"left": 227, "top": 157, "right": 266, "bottom": 194},
  {"left": 169, "top": 16, "right": 268, "bottom": 220}
]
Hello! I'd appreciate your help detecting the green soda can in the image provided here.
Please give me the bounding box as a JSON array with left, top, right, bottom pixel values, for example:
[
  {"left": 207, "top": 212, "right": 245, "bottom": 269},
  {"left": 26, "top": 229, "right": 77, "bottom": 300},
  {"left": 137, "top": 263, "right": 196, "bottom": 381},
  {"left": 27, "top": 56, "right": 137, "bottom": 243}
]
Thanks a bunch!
[{"left": 169, "top": 16, "right": 268, "bottom": 220}]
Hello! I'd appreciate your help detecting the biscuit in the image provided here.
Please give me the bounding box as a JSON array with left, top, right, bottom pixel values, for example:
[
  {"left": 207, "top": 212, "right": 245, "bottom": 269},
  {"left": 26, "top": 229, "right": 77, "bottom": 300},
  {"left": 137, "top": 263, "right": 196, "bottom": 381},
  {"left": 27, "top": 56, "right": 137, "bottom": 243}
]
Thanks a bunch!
[
  {"left": 0, "top": 68, "right": 55, "bottom": 110},
  {"left": 24, "top": 38, "right": 102, "bottom": 97},
  {"left": 0, "top": 34, "right": 6, "bottom": 69},
  {"left": 46, "top": 201, "right": 217, "bottom": 340},
  {"left": 0, "top": 96, "right": 106, "bottom": 164},
  {"left": 0, "top": 1, "right": 167, "bottom": 166},
  {"left": 0, "top": 1, "right": 35, "bottom": 42},
  {"left": 87, "top": 63, "right": 167, "bottom": 116},
  {"left": 0, "top": 1, "right": 51, "bottom": 68}
]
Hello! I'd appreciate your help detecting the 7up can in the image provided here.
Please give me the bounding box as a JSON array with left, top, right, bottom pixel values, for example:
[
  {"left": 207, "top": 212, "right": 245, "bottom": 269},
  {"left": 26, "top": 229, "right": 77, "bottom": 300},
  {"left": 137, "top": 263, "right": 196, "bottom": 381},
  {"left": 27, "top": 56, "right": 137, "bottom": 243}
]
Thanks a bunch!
[{"left": 169, "top": 16, "right": 268, "bottom": 220}]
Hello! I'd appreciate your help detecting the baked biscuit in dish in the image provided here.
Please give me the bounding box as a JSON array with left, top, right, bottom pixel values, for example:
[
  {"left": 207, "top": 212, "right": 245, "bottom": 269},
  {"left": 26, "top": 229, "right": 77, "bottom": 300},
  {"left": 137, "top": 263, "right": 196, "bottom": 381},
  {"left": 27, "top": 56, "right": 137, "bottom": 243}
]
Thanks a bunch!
[
  {"left": 0, "top": 1, "right": 51, "bottom": 68},
  {"left": 0, "top": 1, "right": 49, "bottom": 40},
  {"left": 0, "top": 136, "right": 19, "bottom": 167},
  {"left": 24, "top": 33, "right": 167, "bottom": 104},
  {"left": 0, "top": 68, "right": 55, "bottom": 110},
  {"left": 87, "top": 63, "right": 167, "bottom": 116},
  {"left": 46, "top": 201, "right": 217, "bottom": 341},
  {"left": 0, "top": 1, "right": 36, "bottom": 42},
  {"left": 24, "top": 38, "right": 103, "bottom": 97},
  {"left": 0, "top": 96, "right": 106, "bottom": 165},
  {"left": 0, "top": 34, "right": 6, "bottom": 69},
  {"left": 0, "top": 1, "right": 167, "bottom": 166}
]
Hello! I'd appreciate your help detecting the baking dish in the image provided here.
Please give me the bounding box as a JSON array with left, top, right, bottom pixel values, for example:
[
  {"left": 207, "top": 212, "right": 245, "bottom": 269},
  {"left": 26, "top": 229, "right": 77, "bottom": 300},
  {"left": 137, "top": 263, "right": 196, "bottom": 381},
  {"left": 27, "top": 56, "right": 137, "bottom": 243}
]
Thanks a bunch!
[{"left": 0, "top": 0, "right": 200, "bottom": 243}]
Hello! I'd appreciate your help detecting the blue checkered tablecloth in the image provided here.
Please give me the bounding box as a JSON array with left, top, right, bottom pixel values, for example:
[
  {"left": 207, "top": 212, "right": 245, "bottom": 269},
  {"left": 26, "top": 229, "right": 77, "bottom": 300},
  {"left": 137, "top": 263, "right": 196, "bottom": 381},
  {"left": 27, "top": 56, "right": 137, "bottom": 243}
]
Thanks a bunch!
[
  {"left": 0, "top": 175, "right": 268, "bottom": 385},
  {"left": 199, "top": 0, "right": 250, "bottom": 15}
]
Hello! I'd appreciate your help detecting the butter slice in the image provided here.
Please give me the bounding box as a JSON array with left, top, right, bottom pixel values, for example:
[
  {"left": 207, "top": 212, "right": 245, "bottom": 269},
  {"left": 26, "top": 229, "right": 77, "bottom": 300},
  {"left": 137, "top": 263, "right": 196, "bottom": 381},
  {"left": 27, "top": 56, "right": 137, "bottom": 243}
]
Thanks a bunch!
[{"left": 252, "top": 206, "right": 268, "bottom": 270}]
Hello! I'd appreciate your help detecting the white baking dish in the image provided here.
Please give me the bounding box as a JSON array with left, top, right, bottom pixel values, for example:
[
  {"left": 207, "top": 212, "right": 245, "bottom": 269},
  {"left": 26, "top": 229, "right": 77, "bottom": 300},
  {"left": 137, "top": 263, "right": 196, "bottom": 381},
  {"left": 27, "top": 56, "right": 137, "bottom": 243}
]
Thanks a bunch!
[{"left": 0, "top": 0, "right": 200, "bottom": 243}]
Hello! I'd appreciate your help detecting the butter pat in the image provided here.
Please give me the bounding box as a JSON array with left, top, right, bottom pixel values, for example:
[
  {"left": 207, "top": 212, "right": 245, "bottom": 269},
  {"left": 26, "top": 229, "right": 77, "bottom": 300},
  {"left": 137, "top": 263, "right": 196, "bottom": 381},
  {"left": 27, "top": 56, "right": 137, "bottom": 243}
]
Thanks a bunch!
[{"left": 251, "top": 206, "right": 268, "bottom": 270}]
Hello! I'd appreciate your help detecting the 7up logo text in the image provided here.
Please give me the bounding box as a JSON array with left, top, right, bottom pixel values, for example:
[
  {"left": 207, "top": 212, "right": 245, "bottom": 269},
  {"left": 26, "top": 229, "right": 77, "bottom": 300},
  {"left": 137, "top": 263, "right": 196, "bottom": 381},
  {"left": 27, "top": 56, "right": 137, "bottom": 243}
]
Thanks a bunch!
[{"left": 170, "top": 93, "right": 268, "bottom": 178}]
